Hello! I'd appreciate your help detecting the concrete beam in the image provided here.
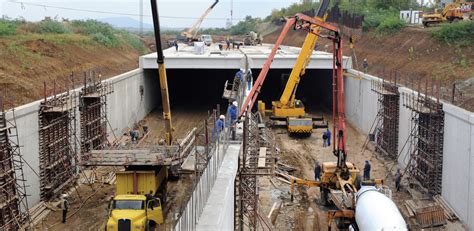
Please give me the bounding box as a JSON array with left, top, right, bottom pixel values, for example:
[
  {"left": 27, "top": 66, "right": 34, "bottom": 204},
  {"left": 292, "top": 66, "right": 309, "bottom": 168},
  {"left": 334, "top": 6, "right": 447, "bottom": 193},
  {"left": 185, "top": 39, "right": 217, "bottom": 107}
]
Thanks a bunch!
[{"left": 140, "top": 44, "right": 352, "bottom": 70}]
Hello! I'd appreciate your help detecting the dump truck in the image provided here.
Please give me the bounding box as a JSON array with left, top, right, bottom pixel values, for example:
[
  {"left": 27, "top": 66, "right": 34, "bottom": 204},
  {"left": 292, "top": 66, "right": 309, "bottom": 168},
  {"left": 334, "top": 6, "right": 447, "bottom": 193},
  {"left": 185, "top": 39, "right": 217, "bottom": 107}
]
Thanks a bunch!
[{"left": 106, "top": 167, "right": 167, "bottom": 231}]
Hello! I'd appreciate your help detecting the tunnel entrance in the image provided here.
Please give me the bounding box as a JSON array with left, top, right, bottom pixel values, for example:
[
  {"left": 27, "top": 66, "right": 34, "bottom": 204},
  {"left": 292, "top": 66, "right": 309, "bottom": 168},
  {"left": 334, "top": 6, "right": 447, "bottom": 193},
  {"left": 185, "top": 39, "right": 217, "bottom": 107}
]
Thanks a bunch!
[{"left": 145, "top": 68, "right": 333, "bottom": 115}]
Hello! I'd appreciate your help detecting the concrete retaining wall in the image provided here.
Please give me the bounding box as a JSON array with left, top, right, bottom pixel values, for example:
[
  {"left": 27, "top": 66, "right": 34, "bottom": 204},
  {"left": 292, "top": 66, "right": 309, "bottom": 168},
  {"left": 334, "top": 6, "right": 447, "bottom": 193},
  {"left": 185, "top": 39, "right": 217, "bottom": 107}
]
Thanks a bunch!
[
  {"left": 345, "top": 69, "right": 474, "bottom": 230},
  {"left": 5, "top": 68, "right": 159, "bottom": 208}
]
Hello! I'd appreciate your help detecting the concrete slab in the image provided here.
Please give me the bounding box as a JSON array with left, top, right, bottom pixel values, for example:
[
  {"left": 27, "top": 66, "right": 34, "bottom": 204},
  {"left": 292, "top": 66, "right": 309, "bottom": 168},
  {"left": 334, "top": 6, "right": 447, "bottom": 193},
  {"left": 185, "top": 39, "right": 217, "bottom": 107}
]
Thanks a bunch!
[
  {"left": 196, "top": 144, "right": 240, "bottom": 231},
  {"left": 140, "top": 43, "right": 352, "bottom": 70}
]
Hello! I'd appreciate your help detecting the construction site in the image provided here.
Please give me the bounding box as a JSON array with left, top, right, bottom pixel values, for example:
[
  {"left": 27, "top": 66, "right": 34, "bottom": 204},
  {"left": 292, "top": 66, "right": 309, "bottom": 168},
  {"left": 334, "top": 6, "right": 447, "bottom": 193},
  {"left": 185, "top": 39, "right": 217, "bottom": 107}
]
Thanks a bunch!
[{"left": 0, "top": 0, "right": 473, "bottom": 230}]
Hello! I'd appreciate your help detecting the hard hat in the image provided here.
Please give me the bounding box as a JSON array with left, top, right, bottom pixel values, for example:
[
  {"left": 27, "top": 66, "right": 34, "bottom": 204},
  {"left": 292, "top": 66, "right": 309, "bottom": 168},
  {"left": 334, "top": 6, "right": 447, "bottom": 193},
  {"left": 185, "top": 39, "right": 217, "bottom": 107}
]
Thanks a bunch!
[
  {"left": 232, "top": 101, "right": 238, "bottom": 107},
  {"left": 219, "top": 115, "right": 225, "bottom": 120},
  {"left": 61, "top": 194, "right": 67, "bottom": 199}
]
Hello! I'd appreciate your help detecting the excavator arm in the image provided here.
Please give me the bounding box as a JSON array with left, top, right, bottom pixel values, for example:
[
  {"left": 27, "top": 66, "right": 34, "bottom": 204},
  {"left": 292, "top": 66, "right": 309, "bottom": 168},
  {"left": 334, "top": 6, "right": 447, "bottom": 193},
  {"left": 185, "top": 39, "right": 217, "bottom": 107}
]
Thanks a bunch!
[{"left": 182, "top": 0, "right": 219, "bottom": 40}]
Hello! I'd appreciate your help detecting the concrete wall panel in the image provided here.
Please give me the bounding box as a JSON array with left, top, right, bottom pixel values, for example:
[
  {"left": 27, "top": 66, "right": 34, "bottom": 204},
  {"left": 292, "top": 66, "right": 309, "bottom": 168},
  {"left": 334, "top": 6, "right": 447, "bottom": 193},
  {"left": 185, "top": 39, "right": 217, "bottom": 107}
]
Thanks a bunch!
[
  {"left": 346, "top": 69, "right": 474, "bottom": 230},
  {"left": 5, "top": 68, "right": 158, "bottom": 209}
]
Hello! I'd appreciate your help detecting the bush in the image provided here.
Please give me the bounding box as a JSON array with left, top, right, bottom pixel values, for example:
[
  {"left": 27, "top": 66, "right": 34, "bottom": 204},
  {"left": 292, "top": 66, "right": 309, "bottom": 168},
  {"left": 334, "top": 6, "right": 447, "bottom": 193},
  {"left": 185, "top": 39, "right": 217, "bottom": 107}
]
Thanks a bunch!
[
  {"left": 374, "top": 16, "right": 406, "bottom": 37},
  {"left": 431, "top": 21, "right": 474, "bottom": 46},
  {"left": 71, "top": 20, "right": 119, "bottom": 47},
  {"left": 120, "top": 31, "right": 146, "bottom": 52},
  {"left": 39, "top": 19, "right": 69, "bottom": 34},
  {"left": 0, "top": 19, "right": 18, "bottom": 36}
]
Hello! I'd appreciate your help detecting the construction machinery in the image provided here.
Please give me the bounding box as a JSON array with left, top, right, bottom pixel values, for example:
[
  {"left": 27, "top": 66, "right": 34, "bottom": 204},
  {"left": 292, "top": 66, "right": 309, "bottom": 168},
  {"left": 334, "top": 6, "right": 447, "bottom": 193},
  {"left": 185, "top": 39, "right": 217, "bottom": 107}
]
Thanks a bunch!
[
  {"left": 422, "top": 0, "right": 472, "bottom": 26},
  {"left": 243, "top": 31, "right": 263, "bottom": 46},
  {"left": 257, "top": 2, "right": 331, "bottom": 135},
  {"left": 106, "top": 168, "right": 167, "bottom": 230},
  {"left": 178, "top": 0, "right": 219, "bottom": 43},
  {"left": 104, "top": 2, "right": 175, "bottom": 230}
]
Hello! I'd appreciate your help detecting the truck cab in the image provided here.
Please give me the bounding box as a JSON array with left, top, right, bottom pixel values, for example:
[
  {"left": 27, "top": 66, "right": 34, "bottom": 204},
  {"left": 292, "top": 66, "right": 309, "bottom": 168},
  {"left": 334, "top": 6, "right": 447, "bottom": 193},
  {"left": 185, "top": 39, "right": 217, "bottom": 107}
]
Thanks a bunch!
[
  {"left": 106, "top": 194, "right": 163, "bottom": 231},
  {"left": 200, "top": 34, "right": 213, "bottom": 46}
]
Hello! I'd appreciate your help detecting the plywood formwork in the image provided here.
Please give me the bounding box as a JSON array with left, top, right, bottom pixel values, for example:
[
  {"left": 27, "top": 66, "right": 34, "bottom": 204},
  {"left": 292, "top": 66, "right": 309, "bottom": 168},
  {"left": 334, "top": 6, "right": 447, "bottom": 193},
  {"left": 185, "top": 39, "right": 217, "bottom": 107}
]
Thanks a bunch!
[
  {"left": 38, "top": 89, "right": 78, "bottom": 201},
  {"left": 0, "top": 98, "right": 30, "bottom": 230}
]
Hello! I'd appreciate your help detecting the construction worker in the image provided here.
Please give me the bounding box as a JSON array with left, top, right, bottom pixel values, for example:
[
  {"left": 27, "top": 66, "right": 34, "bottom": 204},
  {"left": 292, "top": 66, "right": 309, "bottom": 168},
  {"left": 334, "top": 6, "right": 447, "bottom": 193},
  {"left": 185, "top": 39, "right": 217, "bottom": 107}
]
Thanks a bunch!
[
  {"left": 363, "top": 58, "right": 368, "bottom": 73},
  {"left": 213, "top": 115, "right": 225, "bottom": 141},
  {"left": 314, "top": 160, "right": 321, "bottom": 181},
  {"left": 60, "top": 194, "right": 69, "bottom": 223},
  {"left": 363, "top": 160, "right": 371, "bottom": 180},
  {"left": 395, "top": 169, "right": 402, "bottom": 192},
  {"left": 228, "top": 101, "right": 238, "bottom": 125},
  {"left": 326, "top": 128, "right": 331, "bottom": 146},
  {"left": 174, "top": 40, "right": 178, "bottom": 52},
  {"left": 322, "top": 132, "right": 328, "bottom": 147},
  {"left": 145, "top": 190, "right": 154, "bottom": 204}
]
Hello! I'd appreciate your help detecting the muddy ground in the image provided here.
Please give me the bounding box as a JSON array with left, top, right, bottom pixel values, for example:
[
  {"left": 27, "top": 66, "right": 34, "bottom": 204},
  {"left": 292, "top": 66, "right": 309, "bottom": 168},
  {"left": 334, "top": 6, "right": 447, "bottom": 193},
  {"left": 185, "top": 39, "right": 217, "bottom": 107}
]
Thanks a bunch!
[{"left": 258, "top": 112, "right": 466, "bottom": 230}]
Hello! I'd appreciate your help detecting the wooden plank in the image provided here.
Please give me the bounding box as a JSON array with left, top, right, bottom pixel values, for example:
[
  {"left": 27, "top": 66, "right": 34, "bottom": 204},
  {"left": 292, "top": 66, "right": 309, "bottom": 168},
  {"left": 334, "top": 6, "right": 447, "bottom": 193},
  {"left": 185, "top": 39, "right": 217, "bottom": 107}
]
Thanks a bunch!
[{"left": 258, "top": 147, "right": 267, "bottom": 168}]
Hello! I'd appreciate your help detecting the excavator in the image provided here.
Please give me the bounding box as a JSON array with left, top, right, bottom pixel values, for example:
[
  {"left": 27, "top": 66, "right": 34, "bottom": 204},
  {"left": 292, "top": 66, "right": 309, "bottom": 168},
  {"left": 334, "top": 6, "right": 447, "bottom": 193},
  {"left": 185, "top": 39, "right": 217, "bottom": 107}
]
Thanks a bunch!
[
  {"left": 422, "top": 0, "right": 472, "bottom": 26},
  {"left": 257, "top": 0, "right": 331, "bottom": 135},
  {"left": 177, "top": 0, "right": 219, "bottom": 43}
]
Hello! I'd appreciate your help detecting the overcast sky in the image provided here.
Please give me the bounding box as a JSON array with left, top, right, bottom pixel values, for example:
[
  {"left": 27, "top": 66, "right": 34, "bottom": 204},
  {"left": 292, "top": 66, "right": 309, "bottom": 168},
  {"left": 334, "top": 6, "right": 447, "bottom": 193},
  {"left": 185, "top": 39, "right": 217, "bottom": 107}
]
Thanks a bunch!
[{"left": 0, "top": 0, "right": 302, "bottom": 28}]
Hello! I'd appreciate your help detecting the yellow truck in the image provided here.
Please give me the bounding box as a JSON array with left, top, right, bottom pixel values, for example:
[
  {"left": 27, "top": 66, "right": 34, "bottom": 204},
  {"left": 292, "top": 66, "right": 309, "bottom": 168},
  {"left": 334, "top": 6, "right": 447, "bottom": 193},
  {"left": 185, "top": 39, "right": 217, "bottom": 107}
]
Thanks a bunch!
[{"left": 106, "top": 167, "right": 167, "bottom": 231}]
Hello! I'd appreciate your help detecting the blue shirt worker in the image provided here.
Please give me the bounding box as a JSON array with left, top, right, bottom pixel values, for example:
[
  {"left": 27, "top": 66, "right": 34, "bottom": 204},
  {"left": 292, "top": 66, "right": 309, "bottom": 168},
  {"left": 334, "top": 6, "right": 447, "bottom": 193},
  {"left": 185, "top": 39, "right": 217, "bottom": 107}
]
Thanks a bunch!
[
  {"left": 228, "top": 101, "right": 238, "bottom": 125},
  {"left": 326, "top": 128, "right": 331, "bottom": 146},
  {"left": 363, "top": 160, "right": 371, "bottom": 180},
  {"left": 213, "top": 115, "right": 225, "bottom": 141}
]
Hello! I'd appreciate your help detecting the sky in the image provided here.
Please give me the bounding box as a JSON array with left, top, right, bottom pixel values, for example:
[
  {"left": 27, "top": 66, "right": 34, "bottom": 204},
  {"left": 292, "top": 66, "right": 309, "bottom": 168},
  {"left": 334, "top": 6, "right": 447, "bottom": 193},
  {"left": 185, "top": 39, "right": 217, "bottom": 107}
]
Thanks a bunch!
[{"left": 0, "top": 0, "right": 302, "bottom": 28}]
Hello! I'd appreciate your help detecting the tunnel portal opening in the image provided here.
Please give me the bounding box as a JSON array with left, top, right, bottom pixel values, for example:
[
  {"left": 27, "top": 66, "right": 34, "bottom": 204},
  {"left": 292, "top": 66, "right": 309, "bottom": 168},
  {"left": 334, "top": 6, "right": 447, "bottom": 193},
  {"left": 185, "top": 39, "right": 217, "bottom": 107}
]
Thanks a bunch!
[{"left": 145, "top": 68, "right": 333, "bottom": 116}]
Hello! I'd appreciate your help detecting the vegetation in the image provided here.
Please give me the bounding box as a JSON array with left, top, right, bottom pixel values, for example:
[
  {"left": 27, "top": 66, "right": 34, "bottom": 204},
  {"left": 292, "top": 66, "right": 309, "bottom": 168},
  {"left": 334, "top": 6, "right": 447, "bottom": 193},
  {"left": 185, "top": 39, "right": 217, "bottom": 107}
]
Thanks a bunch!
[
  {"left": 374, "top": 15, "right": 406, "bottom": 37},
  {"left": 431, "top": 21, "right": 474, "bottom": 46},
  {"left": 0, "top": 18, "right": 147, "bottom": 52},
  {"left": 39, "top": 18, "right": 70, "bottom": 34},
  {"left": 0, "top": 19, "right": 18, "bottom": 36}
]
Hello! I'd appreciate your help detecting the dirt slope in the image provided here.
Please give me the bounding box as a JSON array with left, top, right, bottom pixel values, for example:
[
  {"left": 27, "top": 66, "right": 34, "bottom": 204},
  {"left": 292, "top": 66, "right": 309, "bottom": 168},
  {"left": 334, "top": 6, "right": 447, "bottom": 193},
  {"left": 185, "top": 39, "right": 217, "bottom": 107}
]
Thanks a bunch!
[
  {"left": 265, "top": 26, "right": 474, "bottom": 111},
  {"left": 0, "top": 34, "right": 142, "bottom": 107}
]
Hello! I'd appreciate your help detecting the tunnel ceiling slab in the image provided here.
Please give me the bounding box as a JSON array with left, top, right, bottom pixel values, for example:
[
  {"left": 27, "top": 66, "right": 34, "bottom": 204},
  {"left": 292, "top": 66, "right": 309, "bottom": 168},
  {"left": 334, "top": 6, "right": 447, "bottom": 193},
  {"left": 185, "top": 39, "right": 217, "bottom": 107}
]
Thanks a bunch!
[{"left": 140, "top": 43, "right": 352, "bottom": 70}]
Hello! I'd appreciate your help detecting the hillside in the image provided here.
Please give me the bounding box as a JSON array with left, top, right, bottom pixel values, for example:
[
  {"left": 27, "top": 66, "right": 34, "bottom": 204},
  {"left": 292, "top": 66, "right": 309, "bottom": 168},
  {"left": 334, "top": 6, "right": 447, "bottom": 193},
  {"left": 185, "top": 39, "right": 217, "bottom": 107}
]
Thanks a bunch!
[
  {"left": 265, "top": 26, "right": 474, "bottom": 111},
  {"left": 0, "top": 19, "right": 147, "bottom": 107}
]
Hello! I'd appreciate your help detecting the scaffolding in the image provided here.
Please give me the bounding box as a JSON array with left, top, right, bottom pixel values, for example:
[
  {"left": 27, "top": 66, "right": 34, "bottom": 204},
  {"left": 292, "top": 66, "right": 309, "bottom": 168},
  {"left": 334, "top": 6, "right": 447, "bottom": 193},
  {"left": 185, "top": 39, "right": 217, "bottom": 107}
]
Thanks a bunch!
[
  {"left": 0, "top": 97, "right": 31, "bottom": 230},
  {"left": 403, "top": 80, "right": 444, "bottom": 195},
  {"left": 38, "top": 83, "right": 78, "bottom": 201},
  {"left": 79, "top": 73, "right": 113, "bottom": 158},
  {"left": 234, "top": 113, "right": 277, "bottom": 231},
  {"left": 371, "top": 74, "right": 400, "bottom": 159}
]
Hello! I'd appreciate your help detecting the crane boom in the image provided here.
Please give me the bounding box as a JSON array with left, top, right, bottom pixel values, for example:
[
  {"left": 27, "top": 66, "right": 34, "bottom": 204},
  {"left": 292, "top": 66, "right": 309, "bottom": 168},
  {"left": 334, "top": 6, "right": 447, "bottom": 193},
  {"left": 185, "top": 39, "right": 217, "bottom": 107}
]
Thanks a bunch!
[
  {"left": 238, "top": 17, "right": 296, "bottom": 118},
  {"left": 151, "top": 0, "right": 173, "bottom": 145},
  {"left": 182, "top": 0, "right": 219, "bottom": 40},
  {"left": 277, "top": 0, "right": 330, "bottom": 107}
]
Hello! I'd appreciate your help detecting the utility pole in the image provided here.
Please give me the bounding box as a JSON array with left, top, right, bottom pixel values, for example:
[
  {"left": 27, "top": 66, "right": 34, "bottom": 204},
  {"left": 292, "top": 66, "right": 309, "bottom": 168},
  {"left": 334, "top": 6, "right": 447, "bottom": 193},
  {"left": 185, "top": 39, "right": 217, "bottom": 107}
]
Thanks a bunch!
[{"left": 140, "top": 0, "right": 143, "bottom": 36}]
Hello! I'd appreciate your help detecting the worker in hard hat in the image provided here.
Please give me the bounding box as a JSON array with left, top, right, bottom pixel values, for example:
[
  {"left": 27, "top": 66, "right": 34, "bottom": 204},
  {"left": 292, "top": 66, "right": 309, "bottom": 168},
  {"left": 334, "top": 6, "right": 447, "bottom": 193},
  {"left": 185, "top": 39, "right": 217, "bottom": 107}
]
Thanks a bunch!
[
  {"left": 60, "top": 194, "right": 69, "bottom": 223},
  {"left": 213, "top": 115, "right": 225, "bottom": 141},
  {"left": 228, "top": 101, "right": 238, "bottom": 125}
]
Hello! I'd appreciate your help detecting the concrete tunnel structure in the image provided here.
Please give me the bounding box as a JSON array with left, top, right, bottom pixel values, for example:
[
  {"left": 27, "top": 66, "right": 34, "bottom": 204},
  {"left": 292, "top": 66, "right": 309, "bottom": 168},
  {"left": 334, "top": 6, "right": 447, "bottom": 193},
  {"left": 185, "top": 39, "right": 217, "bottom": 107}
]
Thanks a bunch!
[{"left": 2, "top": 42, "right": 474, "bottom": 230}]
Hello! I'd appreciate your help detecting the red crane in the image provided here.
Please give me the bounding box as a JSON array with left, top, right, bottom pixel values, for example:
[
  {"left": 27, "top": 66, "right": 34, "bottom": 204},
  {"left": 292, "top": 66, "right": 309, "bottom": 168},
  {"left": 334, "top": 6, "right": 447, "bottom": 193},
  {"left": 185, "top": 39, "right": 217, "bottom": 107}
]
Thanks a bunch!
[{"left": 239, "top": 13, "right": 347, "bottom": 167}]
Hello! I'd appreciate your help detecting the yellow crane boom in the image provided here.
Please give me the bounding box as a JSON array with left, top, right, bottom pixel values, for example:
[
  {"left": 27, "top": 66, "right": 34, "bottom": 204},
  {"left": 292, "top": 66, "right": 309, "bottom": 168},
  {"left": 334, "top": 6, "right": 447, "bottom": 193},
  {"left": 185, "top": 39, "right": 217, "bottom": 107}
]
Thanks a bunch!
[{"left": 151, "top": 0, "right": 173, "bottom": 145}]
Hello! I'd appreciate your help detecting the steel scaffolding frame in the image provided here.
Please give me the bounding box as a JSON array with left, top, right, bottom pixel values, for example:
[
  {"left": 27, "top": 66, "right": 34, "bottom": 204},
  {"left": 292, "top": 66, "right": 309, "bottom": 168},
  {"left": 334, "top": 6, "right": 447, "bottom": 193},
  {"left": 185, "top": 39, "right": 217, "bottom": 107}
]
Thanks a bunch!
[
  {"left": 38, "top": 84, "right": 78, "bottom": 201},
  {"left": 371, "top": 75, "right": 400, "bottom": 159},
  {"left": 79, "top": 74, "right": 113, "bottom": 158},
  {"left": 0, "top": 98, "right": 31, "bottom": 230},
  {"left": 235, "top": 113, "right": 277, "bottom": 231},
  {"left": 403, "top": 80, "right": 444, "bottom": 195}
]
